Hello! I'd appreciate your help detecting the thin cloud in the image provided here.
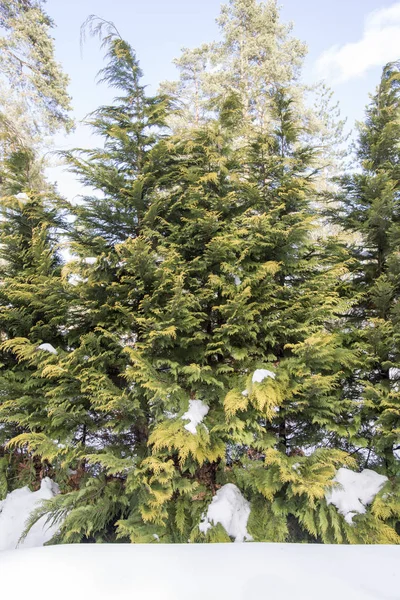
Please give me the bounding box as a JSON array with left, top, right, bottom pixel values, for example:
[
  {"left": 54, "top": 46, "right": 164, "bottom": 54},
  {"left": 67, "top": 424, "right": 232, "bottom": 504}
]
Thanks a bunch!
[{"left": 316, "top": 3, "right": 400, "bottom": 83}]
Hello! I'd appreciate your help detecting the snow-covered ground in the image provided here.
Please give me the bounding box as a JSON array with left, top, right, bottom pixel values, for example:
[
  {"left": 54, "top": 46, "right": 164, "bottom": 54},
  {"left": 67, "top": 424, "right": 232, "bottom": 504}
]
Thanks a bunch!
[
  {"left": 0, "top": 543, "right": 398, "bottom": 600},
  {"left": 0, "top": 473, "right": 398, "bottom": 599}
]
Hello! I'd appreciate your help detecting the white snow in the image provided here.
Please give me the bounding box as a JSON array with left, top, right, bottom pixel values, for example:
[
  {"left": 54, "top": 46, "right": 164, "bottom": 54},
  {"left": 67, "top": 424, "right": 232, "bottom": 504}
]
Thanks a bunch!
[
  {"left": 15, "top": 192, "right": 29, "bottom": 201},
  {"left": 325, "top": 468, "right": 388, "bottom": 524},
  {"left": 241, "top": 369, "right": 276, "bottom": 395},
  {"left": 389, "top": 367, "right": 400, "bottom": 391},
  {"left": 0, "top": 544, "right": 397, "bottom": 600},
  {"left": 37, "top": 343, "right": 58, "bottom": 355},
  {"left": 165, "top": 410, "right": 178, "bottom": 419},
  {"left": 389, "top": 367, "right": 400, "bottom": 379},
  {"left": 199, "top": 483, "right": 252, "bottom": 542},
  {"left": 82, "top": 257, "right": 97, "bottom": 265},
  {"left": 0, "top": 478, "right": 60, "bottom": 551},
  {"left": 68, "top": 273, "right": 86, "bottom": 286},
  {"left": 181, "top": 399, "right": 209, "bottom": 434},
  {"left": 54, "top": 440, "right": 66, "bottom": 449},
  {"left": 252, "top": 369, "right": 276, "bottom": 383}
]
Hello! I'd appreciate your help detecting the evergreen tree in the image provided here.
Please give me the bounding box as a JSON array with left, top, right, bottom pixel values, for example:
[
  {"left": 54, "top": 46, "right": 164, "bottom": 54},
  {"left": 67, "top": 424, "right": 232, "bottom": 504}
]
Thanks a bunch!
[
  {"left": 162, "top": 0, "right": 306, "bottom": 133},
  {"left": 5, "top": 21, "right": 176, "bottom": 541},
  {"left": 162, "top": 0, "right": 348, "bottom": 197},
  {"left": 0, "top": 0, "right": 73, "bottom": 146},
  {"left": 0, "top": 148, "right": 69, "bottom": 495},
  {"left": 5, "top": 25, "right": 398, "bottom": 546},
  {"left": 0, "top": 1, "right": 73, "bottom": 498},
  {"left": 329, "top": 61, "right": 400, "bottom": 482}
]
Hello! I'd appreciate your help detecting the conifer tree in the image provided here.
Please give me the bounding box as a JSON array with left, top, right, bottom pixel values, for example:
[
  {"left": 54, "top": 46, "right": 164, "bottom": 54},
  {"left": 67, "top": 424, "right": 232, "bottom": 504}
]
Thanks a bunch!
[
  {"left": 0, "top": 148, "right": 69, "bottom": 495},
  {"left": 162, "top": 0, "right": 348, "bottom": 192},
  {"left": 0, "top": 0, "right": 73, "bottom": 146},
  {"left": 162, "top": 0, "right": 306, "bottom": 132},
  {"left": 329, "top": 61, "right": 400, "bottom": 481},
  {"left": 7, "top": 20, "right": 177, "bottom": 541},
  {"left": 10, "top": 28, "right": 399, "bottom": 546},
  {"left": 0, "top": 1, "right": 73, "bottom": 497}
]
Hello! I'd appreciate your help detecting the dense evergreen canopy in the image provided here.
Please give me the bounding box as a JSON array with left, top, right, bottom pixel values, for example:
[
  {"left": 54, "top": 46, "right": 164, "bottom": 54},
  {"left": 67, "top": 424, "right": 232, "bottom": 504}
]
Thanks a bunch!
[{"left": 0, "top": 1, "right": 399, "bottom": 546}]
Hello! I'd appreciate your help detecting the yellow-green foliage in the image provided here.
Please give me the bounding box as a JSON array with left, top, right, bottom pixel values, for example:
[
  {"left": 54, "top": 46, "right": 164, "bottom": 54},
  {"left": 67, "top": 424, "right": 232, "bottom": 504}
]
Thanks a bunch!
[
  {"left": 0, "top": 457, "right": 8, "bottom": 500},
  {"left": 2, "top": 24, "right": 399, "bottom": 548},
  {"left": 149, "top": 419, "right": 225, "bottom": 467}
]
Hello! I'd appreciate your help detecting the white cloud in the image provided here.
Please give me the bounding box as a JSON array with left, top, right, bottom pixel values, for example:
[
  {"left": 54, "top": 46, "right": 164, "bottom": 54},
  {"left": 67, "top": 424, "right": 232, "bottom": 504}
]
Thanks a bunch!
[{"left": 316, "top": 3, "right": 400, "bottom": 83}]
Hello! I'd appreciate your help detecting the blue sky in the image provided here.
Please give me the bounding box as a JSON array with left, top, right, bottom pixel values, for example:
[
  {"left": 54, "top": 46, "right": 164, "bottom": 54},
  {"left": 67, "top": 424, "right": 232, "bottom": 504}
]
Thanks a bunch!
[{"left": 46, "top": 0, "right": 400, "bottom": 198}]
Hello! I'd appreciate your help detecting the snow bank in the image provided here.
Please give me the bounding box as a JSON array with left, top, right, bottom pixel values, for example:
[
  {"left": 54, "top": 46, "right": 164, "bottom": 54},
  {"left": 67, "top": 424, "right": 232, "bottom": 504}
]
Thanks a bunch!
[
  {"left": 252, "top": 369, "right": 275, "bottom": 383},
  {"left": 182, "top": 399, "right": 209, "bottom": 434},
  {"left": 37, "top": 343, "right": 58, "bottom": 355},
  {"left": 199, "top": 483, "right": 252, "bottom": 542},
  {"left": 326, "top": 468, "right": 387, "bottom": 524},
  {"left": 0, "top": 544, "right": 398, "bottom": 600},
  {"left": 0, "top": 478, "right": 60, "bottom": 551}
]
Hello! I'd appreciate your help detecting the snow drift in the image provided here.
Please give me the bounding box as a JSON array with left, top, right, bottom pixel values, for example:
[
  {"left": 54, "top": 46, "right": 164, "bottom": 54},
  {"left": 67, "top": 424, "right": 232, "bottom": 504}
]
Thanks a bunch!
[{"left": 0, "top": 543, "right": 398, "bottom": 600}]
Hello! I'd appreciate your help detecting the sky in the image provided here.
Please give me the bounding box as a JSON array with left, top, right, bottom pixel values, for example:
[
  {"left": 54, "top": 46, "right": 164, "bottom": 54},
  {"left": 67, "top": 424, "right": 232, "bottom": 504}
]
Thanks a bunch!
[{"left": 45, "top": 0, "right": 400, "bottom": 199}]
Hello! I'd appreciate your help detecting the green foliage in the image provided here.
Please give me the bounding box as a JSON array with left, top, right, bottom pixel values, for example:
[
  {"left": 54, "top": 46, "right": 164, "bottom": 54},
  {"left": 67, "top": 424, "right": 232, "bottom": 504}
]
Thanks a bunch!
[
  {"left": 161, "top": 0, "right": 307, "bottom": 133},
  {"left": 0, "top": 0, "right": 72, "bottom": 142},
  {"left": 1, "top": 10, "right": 398, "bottom": 548},
  {"left": 0, "top": 143, "right": 70, "bottom": 488},
  {"left": 0, "top": 456, "right": 8, "bottom": 499},
  {"left": 327, "top": 60, "right": 400, "bottom": 476}
]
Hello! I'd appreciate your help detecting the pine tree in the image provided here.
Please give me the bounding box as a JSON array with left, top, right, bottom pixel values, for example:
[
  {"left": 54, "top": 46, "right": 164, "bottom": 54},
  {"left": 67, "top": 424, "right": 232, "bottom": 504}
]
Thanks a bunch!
[
  {"left": 0, "top": 1, "right": 73, "bottom": 498},
  {"left": 161, "top": 0, "right": 306, "bottom": 133},
  {"left": 206, "top": 87, "right": 371, "bottom": 544},
  {"left": 162, "top": 0, "right": 348, "bottom": 201}
]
